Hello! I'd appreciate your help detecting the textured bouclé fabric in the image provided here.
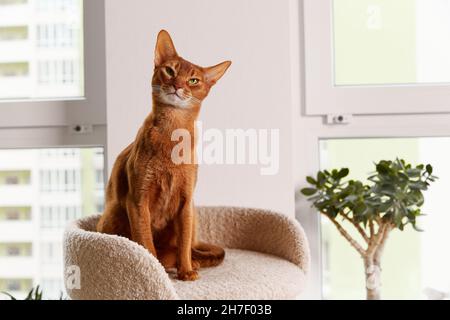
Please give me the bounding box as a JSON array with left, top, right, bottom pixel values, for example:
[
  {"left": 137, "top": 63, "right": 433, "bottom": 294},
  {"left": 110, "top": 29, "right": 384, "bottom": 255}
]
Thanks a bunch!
[{"left": 63, "top": 207, "right": 310, "bottom": 300}]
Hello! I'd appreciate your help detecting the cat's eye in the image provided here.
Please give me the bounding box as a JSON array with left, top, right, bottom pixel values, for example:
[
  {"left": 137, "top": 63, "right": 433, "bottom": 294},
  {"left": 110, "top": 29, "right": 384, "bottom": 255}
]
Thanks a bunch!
[
  {"left": 165, "top": 67, "right": 175, "bottom": 77},
  {"left": 188, "top": 78, "right": 200, "bottom": 86}
]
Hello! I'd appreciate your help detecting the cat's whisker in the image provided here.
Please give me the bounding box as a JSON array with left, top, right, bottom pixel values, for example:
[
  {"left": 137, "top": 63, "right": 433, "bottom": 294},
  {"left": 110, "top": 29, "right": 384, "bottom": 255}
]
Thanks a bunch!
[
  {"left": 182, "top": 95, "right": 201, "bottom": 105},
  {"left": 152, "top": 85, "right": 162, "bottom": 93},
  {"left": 189, "top": 96, "right": 202, "bottom": 105}
]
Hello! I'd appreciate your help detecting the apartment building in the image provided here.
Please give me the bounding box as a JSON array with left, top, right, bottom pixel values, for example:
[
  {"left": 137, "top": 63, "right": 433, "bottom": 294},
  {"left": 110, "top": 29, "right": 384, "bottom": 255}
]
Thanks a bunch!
[
  {"left": 0, "top": 0, "right": 83, "bottom": 100},
  {"left": 0, "top": 148, "right": 104, "bottom": 299}
]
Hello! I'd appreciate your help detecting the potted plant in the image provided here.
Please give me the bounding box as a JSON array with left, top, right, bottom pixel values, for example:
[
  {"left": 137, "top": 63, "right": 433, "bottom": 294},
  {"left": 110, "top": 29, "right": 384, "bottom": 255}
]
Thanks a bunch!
[
  {"left": 301, "top": 159, "right": 437, "bottom": 300},
  {"left": 2, "top": 286, "right": 43, "bottom": 300},
  {"left": 1, "top": 285, "right": 65, "bottom": 300}
]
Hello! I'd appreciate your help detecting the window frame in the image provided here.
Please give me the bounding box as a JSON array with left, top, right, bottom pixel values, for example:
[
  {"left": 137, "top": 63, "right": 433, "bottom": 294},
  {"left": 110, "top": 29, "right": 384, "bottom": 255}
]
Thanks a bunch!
[
  {"left": 303, "top": 0, "right": 450, "bottom": 116},
  {"left": 0, "top": 0, "right": 106, "bottom": 128},
  {"left": 293, "top": 0, "right": 450, "bottom": 300},
  {"left": 295, "top": 112, "right": 450, "bottom": 299}
]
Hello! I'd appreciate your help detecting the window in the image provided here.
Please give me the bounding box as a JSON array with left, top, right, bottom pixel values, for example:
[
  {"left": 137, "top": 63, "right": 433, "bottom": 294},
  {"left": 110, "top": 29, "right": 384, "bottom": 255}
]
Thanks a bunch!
[
  {"left": 0, "top": 26, "right": 28, "bottom": 41},
  {"left": 0, "top": 147, "right": 105, "bottom": 298},
  {"left": 0, "top": 0, "right": 27, "bottom": 5},
  {"left": 95, "top": 169, "right": 104, "bottom": 190},
  {"left": 333, "top": 0, "right": 450, "bottom": 86},
  {"left": 5, "top": 176, "right": 19, "bottom": 185},
  {"left": 41, "top": 278, "right": 63, "bottom": 299},
  {"left": 0, "top": 243, "right": 31, "bottom": 257},
  {"left": 0, "top": 0, "right": 105, "bottom": 300},
  {"left": 40, "top": 242, "right": 60, "bottom": 264},
  {"left": 6, "top": 246, "right": 20, "bottom": 256},
  {"left": 36, "top": 0, "right": 78, "bottom": 12},
  {"left": 0, "top": 207, "right": 31, "bottom": 221},
  {"left": 0, "top": 0, "right": 84, "bottom": 100},
  {"left": 40, "top": 169, "right": 80, "bottom": 192},
  {"left": 0, "top": 0, "right": 106, "bottom": 129},
  {"left": 319, "top": 137, "right": 450, "bottom": 299},
  {"left": 0, "top": 171, "right": 30, "bottom": 185},
  {"left": 0, "top": 279, "right": 33, "bottom": 294},
  {"left": 6, "top": 279, "right": 21, "bottom": 291},
  {"left": 0, "top": 62, "right": 28, "bottom": 78},
  {"left": 96, "top": 202, "right": 104, "bottom": 214},
  {"left": 40, "top": 205, "right": 81, "bottom": 229},
  {"left": 304, "top": 0, "right": 450, "bottom": 115},
  {"left": 6, "top": 210, "right": 19, "bottom": 220},
  {"left": 298, "top": 0, "right": 450, "bottom": 300},
  {"left": 36, "top": 24, "right": 77, "bottom": 48}
]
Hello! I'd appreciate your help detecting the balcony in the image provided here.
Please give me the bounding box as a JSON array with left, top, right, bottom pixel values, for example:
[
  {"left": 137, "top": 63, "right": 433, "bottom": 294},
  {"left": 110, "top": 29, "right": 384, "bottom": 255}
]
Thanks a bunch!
[
  {"left": 0, "top": 221, "right": 34, "bottom": 242},
  {"left": 0, "top": 77, "right": 32, "bottom": 100},
  {"left": 0, "top": 257, "right": 36, "bottom": 278},
  {"left": 0, "top": 4, "right": 30, "bottom": 27},
  {"left": 0, "top": 150, "right": 36, "bottom": 169},
  {"left": 0, "top": 185, "right": 35, "bottom": 206},
  {"left": 0, "top": 41, "right": 32, "bottom": 63}
]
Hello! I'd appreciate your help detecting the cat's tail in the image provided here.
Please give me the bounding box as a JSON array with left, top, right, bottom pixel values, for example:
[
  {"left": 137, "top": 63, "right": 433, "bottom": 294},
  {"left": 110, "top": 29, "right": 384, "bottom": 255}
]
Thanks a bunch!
[{"left": 192, "top": 242, "right": 225, "bottom": 268}]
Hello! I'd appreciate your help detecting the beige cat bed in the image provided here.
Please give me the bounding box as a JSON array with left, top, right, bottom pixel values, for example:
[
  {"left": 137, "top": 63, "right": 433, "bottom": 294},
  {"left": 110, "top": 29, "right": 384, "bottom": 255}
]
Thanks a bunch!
[{"left": 63, "top": 207, "right": 310, "bottom": 300}]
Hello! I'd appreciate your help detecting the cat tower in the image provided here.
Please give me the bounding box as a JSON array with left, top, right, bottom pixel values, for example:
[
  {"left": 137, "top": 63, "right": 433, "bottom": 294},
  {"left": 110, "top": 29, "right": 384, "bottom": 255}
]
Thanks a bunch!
[{"left": 63, "top": 207, "right": 310, "bottom": 300}]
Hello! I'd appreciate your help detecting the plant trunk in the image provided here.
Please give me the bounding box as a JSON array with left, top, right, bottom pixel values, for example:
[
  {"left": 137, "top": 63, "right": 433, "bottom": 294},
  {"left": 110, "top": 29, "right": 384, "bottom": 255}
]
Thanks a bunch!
[{"left": 364, "top": 257, "right": 381, "bottom": 300}]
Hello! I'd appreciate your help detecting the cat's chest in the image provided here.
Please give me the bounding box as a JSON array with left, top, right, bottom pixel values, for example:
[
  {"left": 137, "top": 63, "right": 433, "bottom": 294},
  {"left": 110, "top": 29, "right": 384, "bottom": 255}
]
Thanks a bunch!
[{"left": 148, "top": 165, "right": 197, "bottom": 230}]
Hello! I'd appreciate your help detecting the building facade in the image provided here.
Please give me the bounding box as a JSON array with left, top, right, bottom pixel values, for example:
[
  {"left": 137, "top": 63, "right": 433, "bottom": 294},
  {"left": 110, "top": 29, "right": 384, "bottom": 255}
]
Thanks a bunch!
[
  {"left": 0, "top": 0, "right": 83, "bottom": 100},
  {"left": 0, "top": 148, "right": 104, "bottom": 299}
]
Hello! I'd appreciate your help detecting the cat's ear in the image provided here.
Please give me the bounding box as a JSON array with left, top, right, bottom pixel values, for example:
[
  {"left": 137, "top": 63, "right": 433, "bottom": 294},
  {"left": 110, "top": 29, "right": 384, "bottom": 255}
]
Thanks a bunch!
[
  {"left": 204, "top": 61, "right": 232, "bottom": 86},
  {"left": 154, "top": 30, "right": 178, "bottom": 67}
]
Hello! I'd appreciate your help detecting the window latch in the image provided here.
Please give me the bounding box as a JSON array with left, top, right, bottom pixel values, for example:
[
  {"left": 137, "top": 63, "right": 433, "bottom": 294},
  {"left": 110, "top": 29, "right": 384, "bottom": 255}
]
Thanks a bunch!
[{"left": 326, "top": 114, "right": 353, "bottom": 125}]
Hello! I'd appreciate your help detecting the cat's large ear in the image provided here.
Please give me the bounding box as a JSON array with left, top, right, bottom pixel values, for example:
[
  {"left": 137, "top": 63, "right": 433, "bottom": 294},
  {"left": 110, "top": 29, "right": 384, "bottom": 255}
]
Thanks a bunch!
[
  {"left": 204, "top": 61, "right": 232, "bottom": 86},
  {"left": 154, "top": 30, "right": 178, "bottom": 67}
]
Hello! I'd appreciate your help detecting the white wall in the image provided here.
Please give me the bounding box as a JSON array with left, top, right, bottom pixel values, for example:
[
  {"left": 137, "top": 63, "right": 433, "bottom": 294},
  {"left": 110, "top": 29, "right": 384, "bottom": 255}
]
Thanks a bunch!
[{"left": 105, "top": 0, "right": 297, "bottom": 216}]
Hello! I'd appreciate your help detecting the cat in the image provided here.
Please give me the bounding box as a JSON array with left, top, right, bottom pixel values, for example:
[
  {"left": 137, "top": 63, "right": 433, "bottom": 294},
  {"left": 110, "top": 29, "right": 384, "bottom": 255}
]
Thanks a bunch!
[{"left": 96, "top": 30, "right": 231, "bottom": 281}]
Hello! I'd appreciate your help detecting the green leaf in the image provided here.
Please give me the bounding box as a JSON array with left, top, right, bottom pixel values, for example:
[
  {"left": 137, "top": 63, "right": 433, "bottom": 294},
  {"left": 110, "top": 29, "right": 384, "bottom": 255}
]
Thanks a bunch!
[
  {"left": 331, "top": 169, "right": 339, "bottom": 179},
  {"left": 338, "top": 168, "right": 350, "bottom": 179},
  {"left": 376, "top": 161, "right": 391, "bottom": 175},
  {"left": 406, "top": 168, "right": 421, "bottom": 178},
  {"left": 306, "top": 176, "right": 317, "bottom": 185},
  {"left": 344, "top": 195, "right": 358, "bottom": 202},
  {"left": 353, "top": 203, "right": 367, "bottom": 216},
  {"left": 378, "top": 200, "right": 393, "bottom": 213},
  {"left": 25, "top": 288, "right": 33, "bottom": 300},
  {"left": 302, "top": 159, "right": 436, "bottom": 234},
  {"left": 1, "top": 291, "right": 17, "bottom": 300},
  {"left": 301, "top": 188, "right": 317, "bottom": 196},
  {"left": 317, "top": 172, "right": 326, "bottom": 186}
]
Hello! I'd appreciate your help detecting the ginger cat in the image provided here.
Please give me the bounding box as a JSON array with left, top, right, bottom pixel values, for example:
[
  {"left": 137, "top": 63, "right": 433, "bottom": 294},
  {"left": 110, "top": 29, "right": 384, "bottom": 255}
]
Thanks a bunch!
[{"left": 97, "top": 30, "right": 231, "bottom": 281}]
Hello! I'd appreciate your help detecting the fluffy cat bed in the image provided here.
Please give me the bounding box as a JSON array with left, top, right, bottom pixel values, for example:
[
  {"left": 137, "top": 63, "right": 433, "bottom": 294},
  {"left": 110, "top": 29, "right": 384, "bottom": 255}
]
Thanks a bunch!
[{"left": 63, "top": 207, "right": 310, "bottom": 300}]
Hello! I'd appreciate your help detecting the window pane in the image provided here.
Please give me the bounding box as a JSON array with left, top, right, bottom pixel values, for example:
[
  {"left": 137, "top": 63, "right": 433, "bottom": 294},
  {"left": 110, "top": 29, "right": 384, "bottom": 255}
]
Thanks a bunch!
[
  {"left": 333, "top": 0, "right": 450, "bottom": 86},
  {"left": 320, "top": 137, "right": 450, "bottom": 299},
  {"left": 0, "top": 147, "right": 104, "bottom": 299},
  {"left": 0, "top": 0, "right": 84, "bottom": 100}
]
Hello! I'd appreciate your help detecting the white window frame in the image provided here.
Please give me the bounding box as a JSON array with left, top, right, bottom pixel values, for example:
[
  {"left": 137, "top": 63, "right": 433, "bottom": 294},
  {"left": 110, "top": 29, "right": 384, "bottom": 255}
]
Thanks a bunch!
[
  {"left": 303, "top": 0, "right": 450, "bottom": 116},
  {"left": 0, "top": 0, "right": 106, "bottom": 128},
  {"left": 293, "top": 0, "right": 450, "bottom": 299},
  {"left": 296, "top": 113, "right": 450, "bottom": 299}
]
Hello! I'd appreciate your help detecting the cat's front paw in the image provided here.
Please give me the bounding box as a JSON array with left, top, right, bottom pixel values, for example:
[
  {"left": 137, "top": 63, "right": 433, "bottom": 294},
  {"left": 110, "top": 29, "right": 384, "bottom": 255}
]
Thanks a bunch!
[
  {"left": 177, "top": 270, "right": 199, "bottom": 281},
  {"left": 192, "top": 260, "right": 201, "bottom": 270}
]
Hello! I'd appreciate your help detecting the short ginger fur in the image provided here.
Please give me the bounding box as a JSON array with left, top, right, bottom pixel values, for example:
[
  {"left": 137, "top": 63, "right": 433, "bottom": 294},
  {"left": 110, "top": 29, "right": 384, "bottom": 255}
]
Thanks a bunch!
[{"left": 97, "top": 30, "right": 231, "bottom": 281}]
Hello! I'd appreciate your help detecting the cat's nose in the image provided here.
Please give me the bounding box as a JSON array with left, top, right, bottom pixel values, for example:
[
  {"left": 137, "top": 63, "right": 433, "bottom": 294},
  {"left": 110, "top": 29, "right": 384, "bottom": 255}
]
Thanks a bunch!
[{"left": 173, "top": 84, "right": 183, "bottom": 91}]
